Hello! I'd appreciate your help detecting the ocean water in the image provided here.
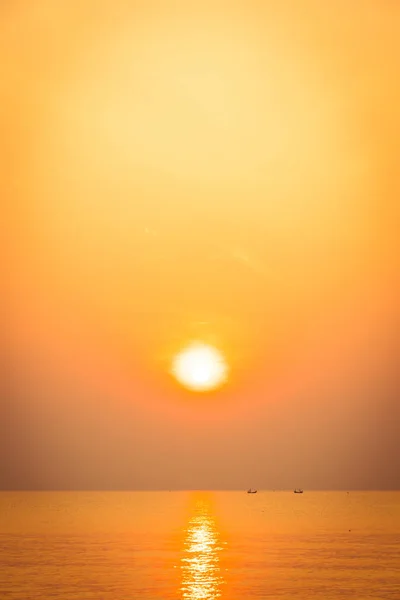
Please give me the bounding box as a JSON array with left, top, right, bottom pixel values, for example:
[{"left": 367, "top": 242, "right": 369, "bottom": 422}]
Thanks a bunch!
[{"left": 0, "top": 491, "right": 399, "bottom": 599}]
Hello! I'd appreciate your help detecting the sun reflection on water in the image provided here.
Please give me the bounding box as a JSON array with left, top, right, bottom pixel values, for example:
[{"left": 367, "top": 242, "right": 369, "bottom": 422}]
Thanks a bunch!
[{"left": 181, "top": 497, "right": 224, "bottom": 599}]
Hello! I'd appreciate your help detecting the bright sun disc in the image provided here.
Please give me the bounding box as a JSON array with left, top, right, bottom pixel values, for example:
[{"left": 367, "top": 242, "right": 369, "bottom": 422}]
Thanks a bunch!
[{"left": 171, "top": 342, "right": 228, "bottom": 391}]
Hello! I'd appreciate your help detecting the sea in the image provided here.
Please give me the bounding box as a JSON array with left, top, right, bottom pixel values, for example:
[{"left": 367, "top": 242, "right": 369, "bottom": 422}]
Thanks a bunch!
[{"left": 0, "top": 491, "right": 399, "bottom": 599}]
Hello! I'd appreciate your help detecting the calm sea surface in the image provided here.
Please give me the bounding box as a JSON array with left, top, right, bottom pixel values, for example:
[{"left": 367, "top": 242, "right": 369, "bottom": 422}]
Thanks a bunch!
[{"left": 0, "top": 491, "right": 399, "bottom": 599}]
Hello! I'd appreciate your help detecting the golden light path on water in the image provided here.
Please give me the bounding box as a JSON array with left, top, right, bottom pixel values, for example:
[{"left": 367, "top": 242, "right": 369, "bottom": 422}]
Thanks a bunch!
[{"left": 181, "top": 498, "right": 225, "bottom": 599}]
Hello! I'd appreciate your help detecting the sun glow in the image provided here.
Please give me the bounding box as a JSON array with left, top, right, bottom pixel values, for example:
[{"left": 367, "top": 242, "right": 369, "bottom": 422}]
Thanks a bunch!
[{"left": 171, "top": 342, "right": 228, "bottom": 392}]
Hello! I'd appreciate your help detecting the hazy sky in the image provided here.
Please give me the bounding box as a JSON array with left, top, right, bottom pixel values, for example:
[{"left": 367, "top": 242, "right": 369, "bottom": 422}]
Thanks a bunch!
[{"left": 2, "top": 0, "right": 399, "bottom": 490}]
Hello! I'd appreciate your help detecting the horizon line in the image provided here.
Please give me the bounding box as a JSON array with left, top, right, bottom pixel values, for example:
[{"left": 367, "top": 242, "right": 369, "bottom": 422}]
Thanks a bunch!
[{"left": 1, "top": 488, "right": 399, "bottom": 492}]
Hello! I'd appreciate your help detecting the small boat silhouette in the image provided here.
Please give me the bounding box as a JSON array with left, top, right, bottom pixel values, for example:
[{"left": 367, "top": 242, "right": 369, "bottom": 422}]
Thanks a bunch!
[
  {"left": 294, "top": 488, "right": 303, "bottom": 494},
  {"left": 247, "top": 489, "right": 257, "bottom": 494}
]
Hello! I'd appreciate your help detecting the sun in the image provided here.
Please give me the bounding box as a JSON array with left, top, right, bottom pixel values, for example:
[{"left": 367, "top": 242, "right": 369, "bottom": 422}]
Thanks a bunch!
[{"left": 171, "top": 342, "right": 228, "bottom": 392}]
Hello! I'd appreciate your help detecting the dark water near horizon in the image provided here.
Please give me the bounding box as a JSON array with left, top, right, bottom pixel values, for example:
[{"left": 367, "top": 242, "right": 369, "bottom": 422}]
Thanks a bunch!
[{"left": 0, "top": 491, "right": 399, "bottom": 599}]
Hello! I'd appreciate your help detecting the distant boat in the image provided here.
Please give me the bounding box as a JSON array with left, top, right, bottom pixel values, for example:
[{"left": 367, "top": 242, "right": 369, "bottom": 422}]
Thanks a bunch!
[
  {"left": 294, "top": 488, "right": 303, "bottom": 494},
  {"left": 247, "top": 489, "right": 257, "bottom": 494}
]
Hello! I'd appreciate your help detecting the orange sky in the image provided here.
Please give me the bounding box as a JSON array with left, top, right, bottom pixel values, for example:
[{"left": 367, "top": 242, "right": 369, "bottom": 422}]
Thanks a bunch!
[{"left": 2, "top": 0, "right": 399, "bottom": 489}]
